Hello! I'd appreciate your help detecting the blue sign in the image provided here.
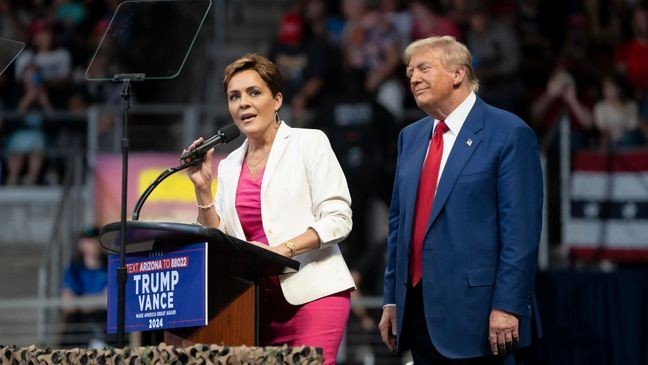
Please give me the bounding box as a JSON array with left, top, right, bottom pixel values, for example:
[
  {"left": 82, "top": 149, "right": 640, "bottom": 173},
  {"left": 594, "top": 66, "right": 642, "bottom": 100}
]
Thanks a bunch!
[{"left": 107, "top": 242, "right": 207, "bottom": 333}]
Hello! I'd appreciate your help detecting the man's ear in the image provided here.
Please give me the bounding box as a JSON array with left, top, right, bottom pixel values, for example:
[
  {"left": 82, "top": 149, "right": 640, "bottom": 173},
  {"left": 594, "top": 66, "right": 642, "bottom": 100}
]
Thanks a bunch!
[{"left": 453, "top": 66, "right": 467, "bottom": 87}]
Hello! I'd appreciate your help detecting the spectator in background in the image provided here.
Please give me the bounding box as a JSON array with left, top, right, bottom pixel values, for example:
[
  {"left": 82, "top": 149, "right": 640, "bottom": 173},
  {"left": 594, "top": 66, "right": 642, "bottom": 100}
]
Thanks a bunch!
[
  {"left": 0, "top": 1, "right": 24, "bottom": 40},
  {"left": 0, "top": 0, "right": 46, "bottom": 41},
  {"left": 440, "top": 0, "right": 471, "bottom": 28},
  {"left": 60, "top": 227, "right": 110, "bottom": 348},
  {"left": 380, "top": 0, "right": 412, "bottom": 49},
  {"left": 269, "top": 6, "right": 328, "bottom": 127},
  {"left": 52, "top": 0, "right": 91, "bottom": 84},
  {"left": 561, "top": 13, "right": 603, "bottom": 99},
  {"left": 341, "top": 0, "right": 404, "bottom": 120},
  {"left": 515, "top": 0, "right": 558, "bottom": 102},
  {"left": 466, "top": 2, "right": 524, "bottom": 114},
  {"left": 584, "top": 0, "right": 626, "bottom": 49},
  {"left": 615, "top": 4, "right": 648, "bottom": 92},
  {"left": 14, "top": 19, "right": 72, "bottom": 108},
  {"left": 409, "top": 0, "right": 462, "bottom": 42},
  {"left": 4, "top": 64, "right": 52, "bottom": 186},
  {"left": 530, "top": 65, "right": 596, "bottom": 251},
  {"left": 615, "top": 4, "right": 648, "bottom": 129},
  {"left": 594, "top": 73, "right": 644, "bottom": 150},
  {"left": 302, "top": 0, "right": 333, "bottom": 45},
  {"left": 55, "top": 0, "right": 85, "bottom": 27},
  {"left": 530, "top": 66, "right": 596, "bottom": 149}
]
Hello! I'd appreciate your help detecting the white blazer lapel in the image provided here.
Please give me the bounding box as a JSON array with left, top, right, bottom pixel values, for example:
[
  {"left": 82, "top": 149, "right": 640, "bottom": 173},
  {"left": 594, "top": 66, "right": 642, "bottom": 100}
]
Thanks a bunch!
[
  {"left": 220, "top": 140, "right": 247, "bottom": 238},
  {"left": 261, "top": 122, "right": 291, "bottom": 198}
]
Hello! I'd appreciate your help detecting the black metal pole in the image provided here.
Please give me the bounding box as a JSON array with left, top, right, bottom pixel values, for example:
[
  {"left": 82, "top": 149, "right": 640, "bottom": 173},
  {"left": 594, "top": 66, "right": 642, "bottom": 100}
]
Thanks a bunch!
[
  {"left": 116, "top": 78, "right": 132, "bottom": 347},
  {"left": 112, "top": 73, "right": 143, "bottom": 347}
]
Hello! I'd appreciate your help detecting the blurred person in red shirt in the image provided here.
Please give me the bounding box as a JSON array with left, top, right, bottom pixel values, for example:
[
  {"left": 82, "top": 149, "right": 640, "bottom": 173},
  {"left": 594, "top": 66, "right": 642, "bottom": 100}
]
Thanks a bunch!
[{"left": 615, "top": 4, "right": 648, "bottom": 130}]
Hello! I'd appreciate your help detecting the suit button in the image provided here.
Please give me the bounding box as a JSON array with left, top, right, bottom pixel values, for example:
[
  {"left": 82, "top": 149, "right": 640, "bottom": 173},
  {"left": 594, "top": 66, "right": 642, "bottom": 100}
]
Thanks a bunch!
[{"left": 267, "top": 229, "right": 273, "bottom": 236}]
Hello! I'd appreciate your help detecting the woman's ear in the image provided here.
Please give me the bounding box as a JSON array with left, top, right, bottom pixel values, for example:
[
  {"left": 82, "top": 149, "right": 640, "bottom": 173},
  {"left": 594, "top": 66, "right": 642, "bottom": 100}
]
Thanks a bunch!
[{"left": 274, "top": 92, "right": 283, "bottom": 111}]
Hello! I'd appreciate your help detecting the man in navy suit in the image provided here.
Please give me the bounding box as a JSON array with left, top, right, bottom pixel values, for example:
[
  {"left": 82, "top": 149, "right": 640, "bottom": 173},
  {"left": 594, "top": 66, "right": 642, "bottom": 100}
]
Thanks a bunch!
[{"left": 379, "top": 36, "right": 543, "bottom": 364}]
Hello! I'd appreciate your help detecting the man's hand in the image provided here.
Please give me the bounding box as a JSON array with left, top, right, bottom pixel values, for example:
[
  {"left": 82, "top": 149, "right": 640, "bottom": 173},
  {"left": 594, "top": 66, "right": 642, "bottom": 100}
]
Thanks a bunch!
[
  {"left": 488, "top": 308, "right": 519, "bottom": 356},
  {"left": 379, "top": 306, "right": 398, "bottom": 352}
]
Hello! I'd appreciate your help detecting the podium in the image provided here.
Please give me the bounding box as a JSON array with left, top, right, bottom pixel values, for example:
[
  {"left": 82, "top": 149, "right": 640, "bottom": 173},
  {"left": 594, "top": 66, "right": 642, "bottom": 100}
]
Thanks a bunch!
[{"left": 99, "top": 221, "right": 300, "bottom": 346}]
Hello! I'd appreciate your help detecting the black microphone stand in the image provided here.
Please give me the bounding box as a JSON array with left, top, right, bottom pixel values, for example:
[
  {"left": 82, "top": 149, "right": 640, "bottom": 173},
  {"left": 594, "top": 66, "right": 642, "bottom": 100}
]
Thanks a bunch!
[{"left": 113, "top": 72, "right": 144, "bottom": 347}]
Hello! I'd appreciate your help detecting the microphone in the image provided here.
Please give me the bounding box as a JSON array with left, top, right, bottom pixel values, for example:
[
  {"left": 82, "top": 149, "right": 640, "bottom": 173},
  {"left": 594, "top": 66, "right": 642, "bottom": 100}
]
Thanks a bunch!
[{"left": 180, "top": 123, "right": 240, "bottom": 161}]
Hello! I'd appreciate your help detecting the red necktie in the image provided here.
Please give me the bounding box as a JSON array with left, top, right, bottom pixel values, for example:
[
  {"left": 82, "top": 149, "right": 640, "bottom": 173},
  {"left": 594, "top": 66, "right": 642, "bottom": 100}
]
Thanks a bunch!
[{"left": 410, "top": 120, "right": 448, "bottom": 286}]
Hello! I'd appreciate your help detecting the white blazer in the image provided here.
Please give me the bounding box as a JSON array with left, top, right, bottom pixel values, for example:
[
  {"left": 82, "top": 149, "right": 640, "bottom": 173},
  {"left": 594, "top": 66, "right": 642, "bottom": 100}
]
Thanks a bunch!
[{"left": 214, "top": 122, "right": 356, "bottom": 305}]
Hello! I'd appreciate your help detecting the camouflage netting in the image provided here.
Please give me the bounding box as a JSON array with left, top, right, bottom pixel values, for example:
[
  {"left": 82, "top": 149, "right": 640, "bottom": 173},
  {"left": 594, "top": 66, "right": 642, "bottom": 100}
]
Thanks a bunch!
[{"left": 0, "top": 343, "right": 323, "bottom": 364}]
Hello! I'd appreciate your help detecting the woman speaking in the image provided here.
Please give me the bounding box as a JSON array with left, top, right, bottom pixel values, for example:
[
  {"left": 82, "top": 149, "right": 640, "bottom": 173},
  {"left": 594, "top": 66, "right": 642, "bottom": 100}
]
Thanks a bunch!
[{"left": 183, "top": 54, "right": 355, "bottom": 365}]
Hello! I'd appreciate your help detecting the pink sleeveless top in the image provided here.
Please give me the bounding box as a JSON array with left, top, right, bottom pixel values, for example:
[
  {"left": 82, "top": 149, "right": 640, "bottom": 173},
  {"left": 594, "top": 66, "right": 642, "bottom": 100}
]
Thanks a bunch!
[{"left": 235, "top": 164, "right": 268, "bottom": 244}]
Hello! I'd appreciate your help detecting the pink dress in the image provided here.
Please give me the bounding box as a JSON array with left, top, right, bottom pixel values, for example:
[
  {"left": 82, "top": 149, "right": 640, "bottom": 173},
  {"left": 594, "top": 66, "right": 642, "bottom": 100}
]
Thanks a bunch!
[{"left": 235, "top": 162, "right": 350, "bottom": 365}]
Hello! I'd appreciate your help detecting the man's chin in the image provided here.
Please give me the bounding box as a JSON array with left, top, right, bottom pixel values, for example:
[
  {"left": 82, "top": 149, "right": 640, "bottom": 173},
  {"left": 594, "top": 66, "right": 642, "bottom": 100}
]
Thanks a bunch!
[{"left": 414, "top": 98, "right": 429, "bottom": 109}]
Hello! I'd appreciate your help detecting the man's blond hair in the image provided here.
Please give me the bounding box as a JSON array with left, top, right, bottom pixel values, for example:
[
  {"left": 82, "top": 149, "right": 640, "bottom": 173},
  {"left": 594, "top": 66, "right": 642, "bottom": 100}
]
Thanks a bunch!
[{"left": 403, "top": 36, "right": 479, "bottom": 92}]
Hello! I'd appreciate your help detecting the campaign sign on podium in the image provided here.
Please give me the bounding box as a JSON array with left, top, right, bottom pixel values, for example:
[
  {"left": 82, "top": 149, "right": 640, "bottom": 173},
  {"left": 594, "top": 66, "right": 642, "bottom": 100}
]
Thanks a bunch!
[{"left": 107, "top": 242, "right": 207, "bottom": 333}]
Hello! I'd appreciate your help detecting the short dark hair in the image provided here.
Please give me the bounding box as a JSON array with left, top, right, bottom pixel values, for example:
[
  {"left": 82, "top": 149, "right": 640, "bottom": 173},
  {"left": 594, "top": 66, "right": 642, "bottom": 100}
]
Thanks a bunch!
[{"left": 223, "top": 53, "right": 283, "bottom": 96}]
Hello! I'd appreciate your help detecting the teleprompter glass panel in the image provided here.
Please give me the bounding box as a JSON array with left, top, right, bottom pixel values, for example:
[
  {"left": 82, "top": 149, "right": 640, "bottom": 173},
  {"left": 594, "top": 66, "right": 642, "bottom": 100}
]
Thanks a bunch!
[
  {"left": 85, "top": 0, "right": 211, "bottom": 81},
  {"left": 0, "top": 37, "right": 25, "bottom": 76}
]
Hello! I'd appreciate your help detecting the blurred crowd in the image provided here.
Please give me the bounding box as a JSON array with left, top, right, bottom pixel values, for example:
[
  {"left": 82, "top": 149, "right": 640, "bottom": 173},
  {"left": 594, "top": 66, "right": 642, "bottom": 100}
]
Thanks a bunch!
[
  {"left": 0, "top": 0, "right": 119, "bottom": 186},
  {"left": 270, "top": 0, "right": 648, "bottom": 148}
]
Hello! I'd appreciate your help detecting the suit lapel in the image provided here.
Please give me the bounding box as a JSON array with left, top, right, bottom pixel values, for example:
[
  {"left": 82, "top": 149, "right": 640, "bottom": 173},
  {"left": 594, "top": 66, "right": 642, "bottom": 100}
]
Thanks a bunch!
[{"left": 426, "top": 98, "right": 485, "bottom": 229}]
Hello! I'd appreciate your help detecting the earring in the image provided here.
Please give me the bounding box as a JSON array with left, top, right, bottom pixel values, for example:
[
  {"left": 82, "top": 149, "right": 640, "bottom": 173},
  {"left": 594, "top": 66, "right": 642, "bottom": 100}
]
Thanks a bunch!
[{"left": 274, "top": 110, "right": 280, "bottom": 125}]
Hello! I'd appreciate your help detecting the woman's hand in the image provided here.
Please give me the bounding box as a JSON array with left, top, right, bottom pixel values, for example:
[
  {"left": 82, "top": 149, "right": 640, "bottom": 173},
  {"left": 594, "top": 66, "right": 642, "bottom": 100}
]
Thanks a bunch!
[{"left": 184, "top": 137, "right": 214, "bottom": 190}]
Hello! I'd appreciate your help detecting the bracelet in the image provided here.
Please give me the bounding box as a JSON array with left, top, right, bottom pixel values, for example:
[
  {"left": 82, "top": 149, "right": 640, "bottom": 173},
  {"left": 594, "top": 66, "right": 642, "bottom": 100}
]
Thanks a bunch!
[
  {"left": 284, "top": 241, "right": 296, "bottom": 257},
  {"left": 197, "top": 201, "right": 215, "bottom": 210}
]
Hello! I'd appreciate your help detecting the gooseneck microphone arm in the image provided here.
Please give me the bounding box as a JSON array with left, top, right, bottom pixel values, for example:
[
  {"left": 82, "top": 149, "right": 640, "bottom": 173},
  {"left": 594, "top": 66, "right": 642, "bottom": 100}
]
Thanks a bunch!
[
  {"left": 132, "top": 158, "right": 201, "bottom": 221},
  {"left": 132, "top": 123, "right": 239, "bottom": 221}
]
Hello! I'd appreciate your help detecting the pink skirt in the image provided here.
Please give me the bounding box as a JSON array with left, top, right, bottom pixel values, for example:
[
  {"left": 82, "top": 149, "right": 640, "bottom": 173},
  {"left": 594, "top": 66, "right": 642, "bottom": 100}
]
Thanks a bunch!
[{"left": 259, "top": 276, "right": 351, "bottom": 365}]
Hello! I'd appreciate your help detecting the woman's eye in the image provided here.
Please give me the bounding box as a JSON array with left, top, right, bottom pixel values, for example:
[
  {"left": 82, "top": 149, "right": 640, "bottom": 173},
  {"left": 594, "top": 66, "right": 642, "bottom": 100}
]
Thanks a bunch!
[{"left": 228, "top": 94, "right": 239, "bottom": 101}]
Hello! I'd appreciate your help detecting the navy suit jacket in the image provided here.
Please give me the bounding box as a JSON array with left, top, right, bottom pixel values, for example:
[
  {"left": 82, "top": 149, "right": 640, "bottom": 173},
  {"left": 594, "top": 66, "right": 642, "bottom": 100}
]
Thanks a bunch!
[{"left": 383, "top": 97, "right": 543, "bottom": 359}]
